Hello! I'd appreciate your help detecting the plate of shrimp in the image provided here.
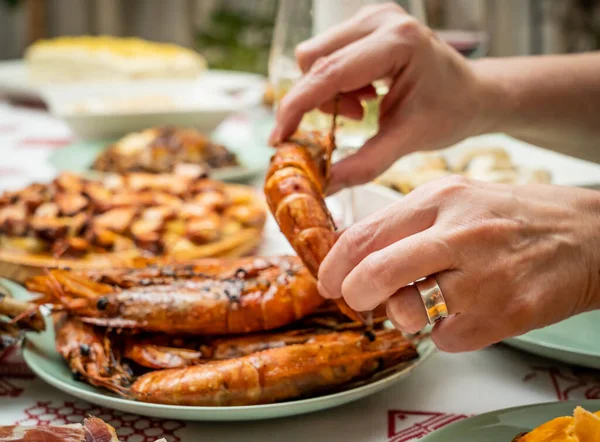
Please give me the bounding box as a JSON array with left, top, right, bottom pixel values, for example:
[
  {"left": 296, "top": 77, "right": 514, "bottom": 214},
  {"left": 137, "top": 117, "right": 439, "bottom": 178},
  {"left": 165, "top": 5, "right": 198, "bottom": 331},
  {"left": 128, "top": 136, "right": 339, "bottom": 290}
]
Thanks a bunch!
[{"left": 11, "top": 129, "right": 436, "bottom": 421}]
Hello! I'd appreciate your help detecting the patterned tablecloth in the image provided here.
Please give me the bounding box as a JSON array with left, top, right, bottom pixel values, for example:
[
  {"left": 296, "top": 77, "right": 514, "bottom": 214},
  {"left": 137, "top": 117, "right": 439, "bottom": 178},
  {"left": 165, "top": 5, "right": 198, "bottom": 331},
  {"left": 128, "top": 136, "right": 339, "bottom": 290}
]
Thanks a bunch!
[{"left": 1, "top": 101, "right": 600, "bottom": 442}]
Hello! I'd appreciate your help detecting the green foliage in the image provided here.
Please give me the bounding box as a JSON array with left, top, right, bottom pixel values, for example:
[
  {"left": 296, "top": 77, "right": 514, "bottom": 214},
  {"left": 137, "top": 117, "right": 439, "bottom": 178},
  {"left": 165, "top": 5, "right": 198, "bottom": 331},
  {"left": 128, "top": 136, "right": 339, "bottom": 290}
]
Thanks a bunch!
[
  {"left": 3, "top": 0, "right": 20, "bottom": 7},
  {"left": 196, "top": 8, "right": 276, "bottom": 75}
]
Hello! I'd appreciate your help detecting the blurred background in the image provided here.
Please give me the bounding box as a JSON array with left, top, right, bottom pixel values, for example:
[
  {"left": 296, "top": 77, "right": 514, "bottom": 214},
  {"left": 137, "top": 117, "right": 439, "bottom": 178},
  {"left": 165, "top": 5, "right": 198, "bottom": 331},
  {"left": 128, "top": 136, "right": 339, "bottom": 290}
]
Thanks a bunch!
[
  {"left": 0, "top": 0, "right": 599, "bottom": 164},
  {"left": 2, "top": 0, "right": 600, "bottom": 70}
]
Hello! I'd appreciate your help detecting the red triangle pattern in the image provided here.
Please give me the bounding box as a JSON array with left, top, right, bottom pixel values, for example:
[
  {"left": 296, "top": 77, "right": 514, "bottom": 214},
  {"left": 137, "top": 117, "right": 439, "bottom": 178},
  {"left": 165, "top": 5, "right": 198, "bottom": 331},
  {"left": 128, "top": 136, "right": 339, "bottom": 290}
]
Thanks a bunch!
[
  {"left": 388, "top": 410, "right": 471, "bottom": 441},
  {"left": 524, "top": 366, "right": 600, "bottom": 401}
]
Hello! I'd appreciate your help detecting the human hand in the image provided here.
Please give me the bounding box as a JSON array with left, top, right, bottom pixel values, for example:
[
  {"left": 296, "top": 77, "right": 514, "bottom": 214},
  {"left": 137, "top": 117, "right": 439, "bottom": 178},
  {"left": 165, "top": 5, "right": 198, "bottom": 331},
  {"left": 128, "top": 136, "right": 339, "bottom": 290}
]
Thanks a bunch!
[
  {"left": 269, "top": 2, "right": 502, "bottom": 195},
  {"left": 317, "top": 176, "right": 600, "bottom": 352}
]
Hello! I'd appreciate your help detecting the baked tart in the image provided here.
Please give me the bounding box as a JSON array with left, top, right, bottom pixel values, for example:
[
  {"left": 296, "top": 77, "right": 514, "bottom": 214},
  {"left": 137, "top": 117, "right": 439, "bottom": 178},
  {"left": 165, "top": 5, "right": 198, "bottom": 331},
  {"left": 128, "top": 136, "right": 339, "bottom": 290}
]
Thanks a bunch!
[
  {"left": 0, "top": 171, "right": 266, "bottom": 283},
  {"left": 512, "top": 406, "right": 600, "bottom": 441},
  {"left": 25, "top": 36, "right": 206, "bottom": 84},
  {"left": 91, "top": 126, "right": 239, "bottom": 175}
]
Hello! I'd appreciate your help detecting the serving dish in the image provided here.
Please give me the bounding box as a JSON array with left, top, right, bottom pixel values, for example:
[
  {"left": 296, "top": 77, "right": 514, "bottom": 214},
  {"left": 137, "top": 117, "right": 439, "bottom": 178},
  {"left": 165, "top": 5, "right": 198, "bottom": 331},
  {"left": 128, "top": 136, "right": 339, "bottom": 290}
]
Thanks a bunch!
[
  {"left": 420, "top": 400, "right": 600, "bottom": 442},
  {"left": 15, "top": 184, "right": 436, "bottom": 421}
]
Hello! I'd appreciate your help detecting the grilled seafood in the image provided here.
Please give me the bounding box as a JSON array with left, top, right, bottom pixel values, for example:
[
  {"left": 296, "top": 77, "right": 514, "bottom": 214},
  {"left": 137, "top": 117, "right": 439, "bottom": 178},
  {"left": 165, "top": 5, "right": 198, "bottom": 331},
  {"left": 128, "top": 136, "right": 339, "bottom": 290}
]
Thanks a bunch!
[
  {"left": 57, "top": 314, "right": 418, "bottom": 406},
  {"left": 122, "top": 301, "right": 389, "bottom": 369},
  {"left": 127, "top": 328, "right": 417, "bottom": 406},
  {"left": 123, "top": 329, "right": 324, "bottom": 369},
  {"left": 0, "top": 290, "right": 44, "bottom": 332},
  {"left": 55, "top": 314, "right": 132, "bottom": 391},
  {"left": 69, "top": 255, "right": 300, "bottom": 288},
  {"left": 264, "top": 130, "right": 363, "bottom": 323},
  {"left": 0, "top": 287, "right": 44, "bottom": 350},
  {"left": 0, "top": 171, "right": 266, "bottom": 282},
  {"left": 121, "top": 300, "right": 388, "bottom": 369},
  {"left": 92, "top": 126, "right": 239, "bottom": 174},
  {"left": 45, "top": 265, "right": 419, "bottom": 407},
  {"left": 26, "top": 256, "right": 325, "bottom": 335}
]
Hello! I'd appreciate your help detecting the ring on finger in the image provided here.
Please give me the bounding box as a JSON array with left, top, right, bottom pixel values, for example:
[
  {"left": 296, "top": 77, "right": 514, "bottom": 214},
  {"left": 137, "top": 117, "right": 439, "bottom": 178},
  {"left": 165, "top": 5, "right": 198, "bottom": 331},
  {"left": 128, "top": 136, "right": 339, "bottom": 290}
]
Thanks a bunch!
[{"left": 415, "top": 276, "right": 449, "bottom": 325}]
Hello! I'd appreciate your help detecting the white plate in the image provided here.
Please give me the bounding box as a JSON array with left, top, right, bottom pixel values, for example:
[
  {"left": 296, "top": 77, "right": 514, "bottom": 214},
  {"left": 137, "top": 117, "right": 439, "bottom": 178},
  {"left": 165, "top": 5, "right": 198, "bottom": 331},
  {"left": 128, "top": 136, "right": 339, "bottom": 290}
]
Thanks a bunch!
[
  {"left": 15, "top": 184, "right": 437, "bottom": 421},
  {"left": 0, "top": 61, "right": 266, "bottom": 139},
  {"left": 444, "top": 133, "right": 600, "bottom": 187}
]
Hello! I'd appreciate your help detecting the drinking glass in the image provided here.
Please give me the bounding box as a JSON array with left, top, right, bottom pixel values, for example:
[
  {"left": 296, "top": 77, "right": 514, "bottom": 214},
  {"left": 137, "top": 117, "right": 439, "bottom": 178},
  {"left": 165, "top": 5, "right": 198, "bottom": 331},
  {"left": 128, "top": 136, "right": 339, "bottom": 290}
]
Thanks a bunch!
[{"left": 427, "top": 0, "right": 490, "bottom": 59}]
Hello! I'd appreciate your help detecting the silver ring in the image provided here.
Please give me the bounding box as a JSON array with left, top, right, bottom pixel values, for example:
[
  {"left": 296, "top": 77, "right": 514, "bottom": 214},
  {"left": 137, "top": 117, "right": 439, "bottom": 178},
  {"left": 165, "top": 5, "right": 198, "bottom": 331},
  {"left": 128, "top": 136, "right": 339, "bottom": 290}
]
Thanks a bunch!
[{"left": 415, "top": 276, "right": 449, "bottom": 325}]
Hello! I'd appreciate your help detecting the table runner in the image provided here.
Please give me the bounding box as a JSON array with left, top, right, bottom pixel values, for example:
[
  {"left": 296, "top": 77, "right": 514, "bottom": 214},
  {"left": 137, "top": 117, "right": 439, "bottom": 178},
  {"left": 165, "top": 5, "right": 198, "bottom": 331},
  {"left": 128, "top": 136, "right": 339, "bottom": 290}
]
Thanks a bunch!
[{"left": 1, "top": 101, "right": 599, "bottom": 442}]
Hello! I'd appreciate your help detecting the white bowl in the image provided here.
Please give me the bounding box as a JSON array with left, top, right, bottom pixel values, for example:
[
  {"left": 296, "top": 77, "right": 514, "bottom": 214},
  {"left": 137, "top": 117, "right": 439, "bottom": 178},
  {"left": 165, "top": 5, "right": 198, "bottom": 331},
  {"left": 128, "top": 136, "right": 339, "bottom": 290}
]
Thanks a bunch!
[{"left": 39, "top": 71, "right": 265, "bottom": 139}]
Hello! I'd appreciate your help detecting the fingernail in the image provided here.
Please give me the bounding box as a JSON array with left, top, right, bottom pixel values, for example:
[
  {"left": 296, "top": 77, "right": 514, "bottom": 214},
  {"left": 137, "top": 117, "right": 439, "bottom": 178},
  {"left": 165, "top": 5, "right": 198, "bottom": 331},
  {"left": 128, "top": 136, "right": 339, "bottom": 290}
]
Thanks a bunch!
[{"left": 317, "top": 281, "right": 334, "bottom": 299}]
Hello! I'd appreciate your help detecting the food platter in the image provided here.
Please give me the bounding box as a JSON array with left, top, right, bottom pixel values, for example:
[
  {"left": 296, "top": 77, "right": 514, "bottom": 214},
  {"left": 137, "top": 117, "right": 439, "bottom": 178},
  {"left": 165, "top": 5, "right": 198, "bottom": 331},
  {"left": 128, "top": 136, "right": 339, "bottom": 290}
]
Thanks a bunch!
[
  {"left": 18, "top": 312, "right": 434, "bottom": 421},
  {"left": 47, "top": 137, "right": 263, "bottom": 184},
  {"left": 8, "top": 184, "right": 437, "bottom": 421},
  {"left": 419, "top": 400, "right": 600, "bottom": 442}
]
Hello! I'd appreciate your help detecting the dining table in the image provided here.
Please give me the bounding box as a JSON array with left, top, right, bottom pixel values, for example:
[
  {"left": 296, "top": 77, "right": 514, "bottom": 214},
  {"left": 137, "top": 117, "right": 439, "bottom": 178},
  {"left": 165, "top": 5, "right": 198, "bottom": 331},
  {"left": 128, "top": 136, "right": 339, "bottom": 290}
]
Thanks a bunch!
[{"left": 1, "top": 99, "right": 600, "bottom": 442}]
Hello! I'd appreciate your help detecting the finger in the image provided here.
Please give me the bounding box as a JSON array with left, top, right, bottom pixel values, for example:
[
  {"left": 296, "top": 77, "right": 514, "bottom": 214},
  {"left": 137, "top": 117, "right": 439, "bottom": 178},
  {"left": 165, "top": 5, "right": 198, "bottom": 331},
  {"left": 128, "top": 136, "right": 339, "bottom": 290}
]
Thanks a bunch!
[
  {"left": 340, "top": 229, "right": 453, "bottom": 312},
  {"left": 378, "top": 67, "right": 414, "bottom": 118},
  {"left": 326, "top": 113, "right": 406, "bottom": 194},
  {"left": 318, "top": 95, "right": 364, "bottom": 120},
  {"left": 295, "top": 3, "right": 402, "bottom": 72},
  {"left": 272, "top": 27, "right": 413, "bottom": 143},
  {"left": 317, "top": 194, "right": 438, "bottom": 301},
  {"left": 385, "top": 271, "right": 458, "bottom": 334},
  {"left": 318, "top": 85, "right": 379, "bottom": 114},
  {"left": 431, "top": 315, "right": 497, "bottom": 353},
  {"left": 269, "top": 86, "right": 378, "bottom": 145},
  {"left": 345, "top": 84, "right": 379, "bottom": 101},
  {"left": 386, "top": 286, "right": 428, "bottom": 334}
]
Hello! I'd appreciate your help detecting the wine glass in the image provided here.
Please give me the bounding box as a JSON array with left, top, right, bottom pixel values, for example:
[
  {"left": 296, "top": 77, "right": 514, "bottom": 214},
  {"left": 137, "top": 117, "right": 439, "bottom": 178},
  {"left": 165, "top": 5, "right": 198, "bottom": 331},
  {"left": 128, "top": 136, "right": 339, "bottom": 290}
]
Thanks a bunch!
[
  {"left": 427, "top": 1, "right": 490, "bottom": 59},
  {"left": 269, "top": 0, "right": 390, "bottom": 228}
]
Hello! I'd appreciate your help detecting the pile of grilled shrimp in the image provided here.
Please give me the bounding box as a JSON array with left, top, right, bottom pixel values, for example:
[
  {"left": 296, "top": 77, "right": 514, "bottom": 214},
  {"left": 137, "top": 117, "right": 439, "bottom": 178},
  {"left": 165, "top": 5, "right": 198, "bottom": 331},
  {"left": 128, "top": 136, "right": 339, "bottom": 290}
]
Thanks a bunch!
[{"left": 18, "top": 131, "right": 420, "bottom": 407}]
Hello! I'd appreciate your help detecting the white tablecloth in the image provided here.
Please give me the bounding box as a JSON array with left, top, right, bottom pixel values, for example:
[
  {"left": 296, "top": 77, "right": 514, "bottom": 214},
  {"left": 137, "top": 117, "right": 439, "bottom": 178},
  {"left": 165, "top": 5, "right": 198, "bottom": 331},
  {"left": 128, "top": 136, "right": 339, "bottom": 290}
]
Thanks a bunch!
[{"left": 1, "top": 101, "right": 600, "bottom": 442}]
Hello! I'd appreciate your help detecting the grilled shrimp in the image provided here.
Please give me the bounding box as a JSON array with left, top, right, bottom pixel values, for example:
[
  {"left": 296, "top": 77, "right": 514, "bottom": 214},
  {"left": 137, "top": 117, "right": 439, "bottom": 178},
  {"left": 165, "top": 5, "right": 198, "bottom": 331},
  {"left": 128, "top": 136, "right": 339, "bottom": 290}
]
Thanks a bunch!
[
  {"left": 123, "top": 329, "right": 321, "bottom": 369},
  {"left": 26, "top": 256, "right": 325, "bottom": 335},
  {"left": 0, "top": 290, "right": 45, "bottom": 332},
  {"left": 54, "top": 314, "right": 132, "bottom": 392},
  {"left": 122, "top": 303, "right": 390, "bottom": 370},
  {"left": 264, "top": 130, "right": 365, "bottom": 324},
  {"left": 127, "top": 329, "right": 417, "bottom": 406},
  {"left": 0, "top": 288, "right": 44, "bottom": 350}
]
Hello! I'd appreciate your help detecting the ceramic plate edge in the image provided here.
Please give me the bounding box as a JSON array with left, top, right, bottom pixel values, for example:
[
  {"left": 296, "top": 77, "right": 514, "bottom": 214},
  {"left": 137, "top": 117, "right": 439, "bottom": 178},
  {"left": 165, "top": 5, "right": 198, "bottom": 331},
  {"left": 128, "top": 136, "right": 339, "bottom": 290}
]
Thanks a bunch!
[
  {"left": 419, "top": 399, "right": 600, "bottom": 441},
  {"left": 504, "top": 335, "right": 600, "bottom": 359},
  {"left": 21, "top": 331, "right": 436, "bottom": 420}
]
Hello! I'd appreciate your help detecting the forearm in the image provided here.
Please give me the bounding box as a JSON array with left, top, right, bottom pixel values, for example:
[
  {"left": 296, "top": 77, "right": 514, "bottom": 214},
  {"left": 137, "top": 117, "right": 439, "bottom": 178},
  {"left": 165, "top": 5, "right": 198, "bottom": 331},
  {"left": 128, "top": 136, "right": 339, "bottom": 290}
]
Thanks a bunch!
[{"left": 473, "top": 52, "right": 600, "bottom": 157}]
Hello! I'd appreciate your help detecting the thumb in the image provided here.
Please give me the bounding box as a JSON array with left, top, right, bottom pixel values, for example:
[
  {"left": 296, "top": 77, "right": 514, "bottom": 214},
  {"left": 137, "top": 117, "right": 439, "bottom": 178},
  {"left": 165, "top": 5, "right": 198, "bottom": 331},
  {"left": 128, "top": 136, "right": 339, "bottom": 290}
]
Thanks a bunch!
[{"left": 327, "top": 126, "right": 402, "bottom": 195}]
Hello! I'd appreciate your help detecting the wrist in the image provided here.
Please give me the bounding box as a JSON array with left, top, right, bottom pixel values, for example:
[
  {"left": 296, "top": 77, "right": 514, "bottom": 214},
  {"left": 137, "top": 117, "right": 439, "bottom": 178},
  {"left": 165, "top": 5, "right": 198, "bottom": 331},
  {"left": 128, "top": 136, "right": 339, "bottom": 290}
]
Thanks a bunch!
[
  {"left": 578, "top": 188, "right": 600, "bottom": 312},
  {"left": 470, "top": 58, "right": 521, "bottom": 136}
]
